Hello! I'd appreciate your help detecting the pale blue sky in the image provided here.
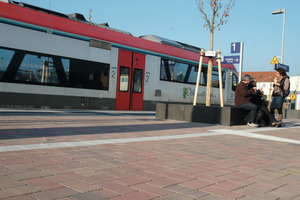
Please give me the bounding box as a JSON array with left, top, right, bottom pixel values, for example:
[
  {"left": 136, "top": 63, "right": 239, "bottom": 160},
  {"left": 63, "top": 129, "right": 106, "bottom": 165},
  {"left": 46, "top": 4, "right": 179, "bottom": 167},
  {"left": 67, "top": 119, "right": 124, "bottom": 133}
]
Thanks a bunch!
[{"left": 18, "top": 0, "right": 300, "bottom": 76}]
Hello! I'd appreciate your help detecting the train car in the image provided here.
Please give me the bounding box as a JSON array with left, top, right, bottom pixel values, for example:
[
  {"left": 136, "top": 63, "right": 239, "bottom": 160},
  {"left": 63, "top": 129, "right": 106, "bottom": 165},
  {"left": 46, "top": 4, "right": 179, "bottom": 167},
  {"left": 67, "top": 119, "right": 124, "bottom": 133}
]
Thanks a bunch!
[{"left": 0, "top": 0, "right": 239, "bottom": 111}]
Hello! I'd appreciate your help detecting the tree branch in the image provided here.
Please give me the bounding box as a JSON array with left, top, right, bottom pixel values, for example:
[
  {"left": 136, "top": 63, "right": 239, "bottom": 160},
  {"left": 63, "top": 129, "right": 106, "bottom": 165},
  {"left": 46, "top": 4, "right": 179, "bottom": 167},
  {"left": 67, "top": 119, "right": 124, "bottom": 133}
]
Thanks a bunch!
[{"left": 195, "top": 0, "right": 235, "bottom": 31}]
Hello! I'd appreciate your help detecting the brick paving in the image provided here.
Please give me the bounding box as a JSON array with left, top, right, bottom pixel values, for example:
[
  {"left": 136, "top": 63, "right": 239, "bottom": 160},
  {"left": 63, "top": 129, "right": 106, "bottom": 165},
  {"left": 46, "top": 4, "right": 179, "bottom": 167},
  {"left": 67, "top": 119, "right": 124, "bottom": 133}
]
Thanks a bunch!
[{"left": 0, "top": 109, "right": 299, "bottom": 199}]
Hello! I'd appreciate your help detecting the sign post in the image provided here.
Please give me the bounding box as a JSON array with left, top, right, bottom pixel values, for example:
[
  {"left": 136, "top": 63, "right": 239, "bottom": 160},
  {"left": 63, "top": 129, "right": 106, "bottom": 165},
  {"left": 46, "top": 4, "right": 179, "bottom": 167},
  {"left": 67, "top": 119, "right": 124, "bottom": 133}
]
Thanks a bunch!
[
  {"left": 223, "top": 42, "right": 244, "bottom": 81},
  {"left": 239, "top": 42, "right": 244, "bottom": 82}
]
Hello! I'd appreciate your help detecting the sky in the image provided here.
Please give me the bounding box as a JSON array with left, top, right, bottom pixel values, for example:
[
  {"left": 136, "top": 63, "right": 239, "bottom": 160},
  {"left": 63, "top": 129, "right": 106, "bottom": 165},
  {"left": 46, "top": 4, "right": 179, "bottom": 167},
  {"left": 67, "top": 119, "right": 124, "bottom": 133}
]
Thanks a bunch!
[{"left": 16, "top": 0, "right": 300, "bottom": 76}]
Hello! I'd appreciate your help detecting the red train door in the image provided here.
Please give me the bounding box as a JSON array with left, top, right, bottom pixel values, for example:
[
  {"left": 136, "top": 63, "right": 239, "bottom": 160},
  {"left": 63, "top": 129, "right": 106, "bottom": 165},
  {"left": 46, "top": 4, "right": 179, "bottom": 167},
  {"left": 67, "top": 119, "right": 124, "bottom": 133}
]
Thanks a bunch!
[{"left": 116, "top": 50, "right": 145, "bottom": 110}]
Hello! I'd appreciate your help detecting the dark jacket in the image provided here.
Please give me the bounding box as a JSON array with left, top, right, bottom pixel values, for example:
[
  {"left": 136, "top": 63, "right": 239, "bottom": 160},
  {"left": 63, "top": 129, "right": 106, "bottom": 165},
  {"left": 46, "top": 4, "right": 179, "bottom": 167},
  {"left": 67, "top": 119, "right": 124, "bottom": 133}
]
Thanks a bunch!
[{"left": 235, "top": 81, "right": 256, "bottom": 106}]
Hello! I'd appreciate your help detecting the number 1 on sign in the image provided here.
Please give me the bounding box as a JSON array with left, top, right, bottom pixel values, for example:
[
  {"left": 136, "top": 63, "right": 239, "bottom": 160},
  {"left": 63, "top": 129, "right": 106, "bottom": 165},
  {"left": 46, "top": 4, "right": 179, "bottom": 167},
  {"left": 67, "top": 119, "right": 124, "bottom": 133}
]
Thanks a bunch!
[
  {"left": 231, "top": 42, "right": 240, "bottom": 54},
  {"left": 232, "top": 43, "right": 236, "bottom": 52}
]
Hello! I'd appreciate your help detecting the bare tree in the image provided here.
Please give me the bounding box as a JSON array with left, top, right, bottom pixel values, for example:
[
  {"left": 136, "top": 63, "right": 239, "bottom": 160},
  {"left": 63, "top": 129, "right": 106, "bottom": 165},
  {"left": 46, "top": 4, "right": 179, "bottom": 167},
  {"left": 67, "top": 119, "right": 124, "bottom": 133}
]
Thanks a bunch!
[{"left": 195, "top": 0, "right": 235, "bottom": 106}]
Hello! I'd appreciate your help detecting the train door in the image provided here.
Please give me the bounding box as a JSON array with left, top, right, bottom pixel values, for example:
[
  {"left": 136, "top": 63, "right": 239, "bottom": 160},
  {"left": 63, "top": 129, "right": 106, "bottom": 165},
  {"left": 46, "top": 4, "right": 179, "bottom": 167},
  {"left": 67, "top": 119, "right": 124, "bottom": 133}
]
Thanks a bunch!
[{"left": 116, "top": 49, "right": 145, "bottom": 110}]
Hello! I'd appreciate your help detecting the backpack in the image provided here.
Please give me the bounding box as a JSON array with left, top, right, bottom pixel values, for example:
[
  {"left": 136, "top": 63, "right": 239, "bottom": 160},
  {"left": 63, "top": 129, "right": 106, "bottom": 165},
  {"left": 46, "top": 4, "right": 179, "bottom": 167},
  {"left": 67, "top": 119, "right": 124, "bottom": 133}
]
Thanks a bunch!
[{"left": 280, "top": 77, "right": 290, "bottom": 98}]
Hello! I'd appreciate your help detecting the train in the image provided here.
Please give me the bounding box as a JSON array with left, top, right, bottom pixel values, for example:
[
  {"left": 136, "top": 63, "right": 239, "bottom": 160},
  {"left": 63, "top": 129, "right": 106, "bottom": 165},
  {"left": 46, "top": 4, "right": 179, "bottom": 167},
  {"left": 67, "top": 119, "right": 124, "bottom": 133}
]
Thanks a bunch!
[{"left": 0, "top": 0, "right": 239, "bottom": 111}]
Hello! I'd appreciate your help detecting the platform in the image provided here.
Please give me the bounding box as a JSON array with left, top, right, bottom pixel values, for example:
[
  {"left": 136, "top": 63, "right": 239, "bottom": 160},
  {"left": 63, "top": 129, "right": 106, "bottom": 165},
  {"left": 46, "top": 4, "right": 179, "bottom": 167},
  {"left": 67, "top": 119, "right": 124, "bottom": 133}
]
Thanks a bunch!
[{"left": 0, "top": 109, "right": 300, "bottom": 199}]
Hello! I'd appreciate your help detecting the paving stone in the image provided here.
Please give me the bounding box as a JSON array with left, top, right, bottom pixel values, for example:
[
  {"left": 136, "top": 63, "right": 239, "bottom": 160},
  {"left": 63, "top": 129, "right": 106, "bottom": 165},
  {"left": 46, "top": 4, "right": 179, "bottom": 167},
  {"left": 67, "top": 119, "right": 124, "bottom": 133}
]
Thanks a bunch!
[
  {"left": 71, "top": 189, "right": 118, "bottom": 200},
  {"left": 22, "top": 177, "right": 64, "bottom": 191},
  {"left": 5, "top": 163, "right": 36, "bottom": 173},
  {"left": 29, "top": 187, "right": 79, "bottom": 200},
  {"left": 0, "top": 175, "right": 25, "bottom": 188},
  {"left": 196, "top": 194, "right": 232, "bottom": 200},
  {"left": 8, "top": 170, "right": 52, "bottom": 181},
  {"left": 116, "top": 175, "right": 151, "bottom": 186},
  {"left": 132, "top": 183, "right": 173, "bottom": 196},
  {"left": 109, "top": 191, "right": 158, "bottom": 200},
  {"left": 152, "top": 192, "right": 196, "bottom": 200},
  {"left": 179, "top": 178, "right": 215, "bottom": 190},
  {"left": 98, "top": 182, "right": 137, "bottom": 195},
  {"left": 60, "top": 179, "right": 102, "bottom": 193},
  {"left": 0, "top": 166, "right": 17, "bottom": 176},
  {"left": 149, "top": 177, "right": 184, "bottom": 188},
  {"left": 166, "top": 184, "right": 210, "bottom": 198},
  {"left": 201, "top": 186, "right": 245, "bottom": 199},
  {"left": 0, "top": 185, "right": 40, "bottom": 199},
  {"left": 1, "top": 195, "right": 36, "bottom": 200},
  {"left": 45, "top": 172, "right": 85, "bottom": 183}
]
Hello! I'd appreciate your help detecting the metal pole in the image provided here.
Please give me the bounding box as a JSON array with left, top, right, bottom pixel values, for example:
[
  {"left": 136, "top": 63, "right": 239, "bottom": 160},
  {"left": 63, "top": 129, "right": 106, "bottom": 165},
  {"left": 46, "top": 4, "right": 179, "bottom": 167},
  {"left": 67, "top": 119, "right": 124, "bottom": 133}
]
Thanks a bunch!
[
  {"left": 238, "top": 42, "right": 244, "bottom": 82},
  {"left": 217, "top": 50, "right": 224, "bottom": 107},
  {"left": 193, "top": 49, "right": 204, "bottom": 106},
  {"left": 281, "top": 8, "right": 286, "bottom": 64}
]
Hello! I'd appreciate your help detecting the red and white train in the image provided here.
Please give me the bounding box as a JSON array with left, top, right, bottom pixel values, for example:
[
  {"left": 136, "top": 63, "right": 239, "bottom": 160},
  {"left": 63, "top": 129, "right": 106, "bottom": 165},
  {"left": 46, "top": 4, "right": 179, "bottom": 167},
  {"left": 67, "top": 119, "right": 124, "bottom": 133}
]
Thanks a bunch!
[{"left": 0, "top": 0, "right": 239, "bottom": 110}]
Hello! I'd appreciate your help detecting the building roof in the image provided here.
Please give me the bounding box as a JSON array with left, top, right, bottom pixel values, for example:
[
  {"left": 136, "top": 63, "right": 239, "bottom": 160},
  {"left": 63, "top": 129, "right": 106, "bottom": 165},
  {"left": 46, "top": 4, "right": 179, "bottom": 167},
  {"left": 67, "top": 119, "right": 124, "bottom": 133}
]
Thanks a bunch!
[{"left": 239, "top": 71, "right": 276, "bottom": 82}]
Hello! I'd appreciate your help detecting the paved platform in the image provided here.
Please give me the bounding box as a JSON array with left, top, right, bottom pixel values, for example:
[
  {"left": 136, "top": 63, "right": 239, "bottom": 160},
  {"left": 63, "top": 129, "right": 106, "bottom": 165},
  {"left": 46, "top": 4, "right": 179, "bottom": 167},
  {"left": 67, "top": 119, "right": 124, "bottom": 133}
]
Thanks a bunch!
[{"left": 0, "top": 109, "right": 300, "bottom": 200}]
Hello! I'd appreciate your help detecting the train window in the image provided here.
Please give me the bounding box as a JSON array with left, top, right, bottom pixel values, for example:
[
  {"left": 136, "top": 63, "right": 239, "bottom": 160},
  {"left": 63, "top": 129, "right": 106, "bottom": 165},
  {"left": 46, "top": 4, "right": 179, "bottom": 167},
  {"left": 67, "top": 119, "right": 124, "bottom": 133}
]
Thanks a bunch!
[
  {"left": 211, "top": 71, "right": 219, "bottom": 87},
  {"left": 69, "top": 59, "right": 109, "bottom": 90},
  {"left": 222, "top": 71, "right": 226, "bottom": 88},
  {"left": 61, "top": 59, "right": 70, "bottom": 82},
  {"left": 172, "top": 62, "right": 188, "bottom": 82},
  {"left": 187, "top": 66, "right": 207, "bottom": 85},
  {"left": 160, "top": 59, "right": 171, "bottom": 81},
  {"left": 232, "top": 73, "right": 238, "bottom": 91},
  {"left": 119, "top": 67, "right": 129, "bottom": 92},
  {"left": 160, "top": 58, "right": 226, "bottom": 89},
  {"left": 211, "top": 70, "right": 226, "bottom": 89},
  {"left": 187, "top": 66, "right": 198, "bottom": 84},
  {"left": 160, "top": 59, "right": 188, "bottom": 82},
  {"left": 201, "top": 68, "right": 208, "bottom": 85},
  {"left": 133, "top": 69, "right": 142, "bottom": 93},
  {"left": 0, "top": 48, "right": 14, "bottom": 80},
  {"left": 14, "top": 55, "right": 58, "bottom": 84},
  {"left": 0, "top": 48, "right": 110, "bottom": 90}
]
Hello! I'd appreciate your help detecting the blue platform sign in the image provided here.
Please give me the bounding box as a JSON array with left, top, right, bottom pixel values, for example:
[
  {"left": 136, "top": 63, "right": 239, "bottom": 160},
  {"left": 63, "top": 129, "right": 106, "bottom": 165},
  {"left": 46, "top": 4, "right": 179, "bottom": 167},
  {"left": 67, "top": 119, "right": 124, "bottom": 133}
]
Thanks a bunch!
[
  {"left": 274, "top": 63, "right": 290, "bottom": 72},
  {"left": 231, "top": 42, "right": 241, "bottom": 54},
  {"left": 221, "top": 56, "right": 240, "bottom": 64}
]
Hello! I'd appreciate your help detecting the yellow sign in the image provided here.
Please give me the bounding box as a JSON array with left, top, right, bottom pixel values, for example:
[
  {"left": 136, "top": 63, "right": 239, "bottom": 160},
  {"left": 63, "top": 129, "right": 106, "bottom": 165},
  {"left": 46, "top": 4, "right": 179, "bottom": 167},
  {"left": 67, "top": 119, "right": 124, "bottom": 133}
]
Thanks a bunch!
[
  {"left": 290, "top": 94, "right": 296, "bottom": 101},
  {"left": 270, "top": 56, "right": 279, "bottom": 64}
]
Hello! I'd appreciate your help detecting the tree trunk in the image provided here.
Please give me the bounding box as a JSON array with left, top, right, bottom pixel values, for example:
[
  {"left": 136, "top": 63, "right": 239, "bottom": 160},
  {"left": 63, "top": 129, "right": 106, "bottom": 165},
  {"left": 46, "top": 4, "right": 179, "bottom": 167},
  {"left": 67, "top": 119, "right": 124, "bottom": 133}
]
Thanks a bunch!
[{"left": 206, "top": 29, "right": 214, "bottom": 106}]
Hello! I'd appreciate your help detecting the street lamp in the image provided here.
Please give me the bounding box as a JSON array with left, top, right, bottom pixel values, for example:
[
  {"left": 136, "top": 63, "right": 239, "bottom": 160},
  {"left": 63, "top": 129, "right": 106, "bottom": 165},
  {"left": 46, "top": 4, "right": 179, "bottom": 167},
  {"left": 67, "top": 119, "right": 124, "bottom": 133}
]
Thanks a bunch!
[
  {"left": 262, "top": 76, "right": 272, "bottom": 82},
  {"left": 271, "top": 8, "right": 286, "bottom": 64}
]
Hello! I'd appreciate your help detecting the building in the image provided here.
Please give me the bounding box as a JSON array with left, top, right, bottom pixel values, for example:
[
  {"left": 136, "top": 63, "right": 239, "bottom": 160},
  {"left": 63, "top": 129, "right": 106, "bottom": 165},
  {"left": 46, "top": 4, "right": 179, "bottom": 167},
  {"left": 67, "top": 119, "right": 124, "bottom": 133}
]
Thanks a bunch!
[{"left": 290, "top": 76, "right": 300, "bottom": 94}]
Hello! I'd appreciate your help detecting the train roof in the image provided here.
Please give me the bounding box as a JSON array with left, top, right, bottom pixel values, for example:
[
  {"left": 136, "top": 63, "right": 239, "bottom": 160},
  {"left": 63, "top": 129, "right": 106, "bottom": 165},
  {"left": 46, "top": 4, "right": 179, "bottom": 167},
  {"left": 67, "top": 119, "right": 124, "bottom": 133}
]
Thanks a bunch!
[
  {"left": 140, "top": 35, "right": 201, "bottom": 53},
  {"left": 2, "top": 0, "right": 133, "bottom": 36},
  {"left": 0, "top": 0, "right": 236, "bottom": 71}
]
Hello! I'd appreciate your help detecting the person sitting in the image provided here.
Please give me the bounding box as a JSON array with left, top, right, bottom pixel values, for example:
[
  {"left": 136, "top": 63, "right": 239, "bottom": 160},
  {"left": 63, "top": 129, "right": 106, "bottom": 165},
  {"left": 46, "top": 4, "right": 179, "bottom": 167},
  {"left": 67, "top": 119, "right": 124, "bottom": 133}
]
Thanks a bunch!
[
  {"left": 235, "top": 74, "right": 258, "bottom": 127},
  {"left": 247, "top": 80, "right": 282, "bottom": 127}
]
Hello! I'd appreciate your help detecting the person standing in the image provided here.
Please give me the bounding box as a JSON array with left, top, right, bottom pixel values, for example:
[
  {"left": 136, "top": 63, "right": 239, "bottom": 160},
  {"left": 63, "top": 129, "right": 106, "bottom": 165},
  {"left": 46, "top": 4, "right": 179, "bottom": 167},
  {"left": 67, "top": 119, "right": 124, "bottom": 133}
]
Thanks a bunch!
[
  {"left": 235, "top": 74, "right": 259, "bottom": 127},
  {"left": 270, "top": 68, "right": 290, "bottom": 126}
]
